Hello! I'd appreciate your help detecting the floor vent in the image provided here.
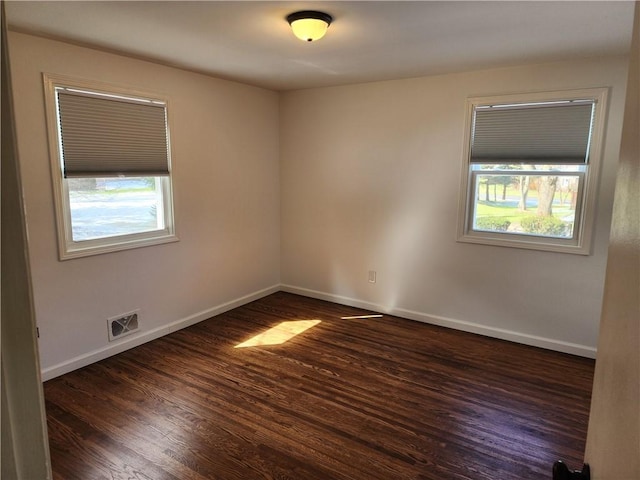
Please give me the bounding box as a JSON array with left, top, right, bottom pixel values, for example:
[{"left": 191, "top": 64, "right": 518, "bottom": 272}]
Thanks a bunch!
[{"left": 108, "top": 311, "right": 139, "bottom": 342}]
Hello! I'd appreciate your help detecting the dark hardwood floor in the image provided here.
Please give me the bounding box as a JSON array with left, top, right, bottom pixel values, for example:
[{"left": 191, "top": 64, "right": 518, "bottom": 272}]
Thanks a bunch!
[{"left": 44, "top": 292, "right": 595, "bottom": 480}]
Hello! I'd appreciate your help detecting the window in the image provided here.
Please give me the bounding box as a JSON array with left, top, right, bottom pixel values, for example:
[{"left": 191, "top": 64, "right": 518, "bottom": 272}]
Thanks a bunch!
[
  {"left": 44, "top": 74, "right": 177, "bottom": 259},
  {"left": 457, "top": 88, "right": 608, "bottom": 254}
]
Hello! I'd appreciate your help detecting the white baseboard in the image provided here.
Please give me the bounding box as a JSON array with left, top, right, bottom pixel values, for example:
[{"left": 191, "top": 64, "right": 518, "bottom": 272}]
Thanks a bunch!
[
  {"left": 41, "top": 284, "right": 280, "bottom": 381},
  {"left": 280, "top": 284, "right": 597, "bottom": 359},
  {"left": 42, "top": 282, "right": 596, "bottom": 381}
]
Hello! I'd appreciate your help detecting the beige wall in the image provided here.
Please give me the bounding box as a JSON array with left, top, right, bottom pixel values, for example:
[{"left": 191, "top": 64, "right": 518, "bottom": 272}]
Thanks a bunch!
[
  {"left": 585, "top": 3, "right": 640, "bottom": 478},
  {"left": 8, "top": 32, "right": 281, "bottom": 378},
  {"left": 6, "top": 20, "right": 638, "bottom": 478},
  {"left": 8, "top": 30, "right": 631, "bottom": 379},
  {"left": 280, "top": 56, "right": 628, "bottom": 356}
]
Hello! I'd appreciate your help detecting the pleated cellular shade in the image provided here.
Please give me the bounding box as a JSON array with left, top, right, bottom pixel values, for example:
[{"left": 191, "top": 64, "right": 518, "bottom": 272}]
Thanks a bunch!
[
  {"left": 57, "top": 90, "right": 169, "bottom": 177},
  {"left": 470, "top": 102, "right": 594, "bottom": 164}
]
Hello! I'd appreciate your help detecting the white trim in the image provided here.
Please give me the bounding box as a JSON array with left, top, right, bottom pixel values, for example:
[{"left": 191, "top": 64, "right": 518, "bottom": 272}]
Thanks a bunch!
[
  {"left": 60, "top": 229, "right": 179, "bottom": 260},
  {"left": 42, "top": 73, "right": 178, "bottom": 260},
  {"left": 281, "top": 284, "right": 597, "bottom": 358},
  {"left": 41, "top": 283, "right": 596, "bottom": 381},
  {"left": 41, "top": 284, "right": 280, "bottom": 381}
]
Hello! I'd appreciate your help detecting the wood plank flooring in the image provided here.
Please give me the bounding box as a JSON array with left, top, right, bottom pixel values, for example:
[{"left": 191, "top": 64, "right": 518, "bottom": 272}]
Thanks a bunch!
[{"left": 44, "top": 292, "right": 595, "bottom": 480}]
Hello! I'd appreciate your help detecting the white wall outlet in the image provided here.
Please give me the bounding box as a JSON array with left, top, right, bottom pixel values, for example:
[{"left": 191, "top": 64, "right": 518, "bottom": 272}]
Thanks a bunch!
[{"left": 368, "top": 270, "right": 377, "bottom": 283}]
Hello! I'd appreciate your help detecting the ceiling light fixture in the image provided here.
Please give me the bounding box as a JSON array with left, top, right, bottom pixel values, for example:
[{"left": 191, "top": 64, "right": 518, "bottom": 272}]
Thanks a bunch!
[{"left": 286, "top": 10, "right": 333, "bottom": 42}]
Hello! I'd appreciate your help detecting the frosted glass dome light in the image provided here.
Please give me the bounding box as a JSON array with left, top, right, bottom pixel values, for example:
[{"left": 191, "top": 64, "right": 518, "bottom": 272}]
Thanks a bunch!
[{"left": 287, "top": 11, "right": 333, "bottom": 42}]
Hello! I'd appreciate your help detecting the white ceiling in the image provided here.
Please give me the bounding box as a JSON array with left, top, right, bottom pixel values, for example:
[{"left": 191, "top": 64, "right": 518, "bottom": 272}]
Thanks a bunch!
[{"left": 6, "top": 1, "right": 635, "bottom": 91}]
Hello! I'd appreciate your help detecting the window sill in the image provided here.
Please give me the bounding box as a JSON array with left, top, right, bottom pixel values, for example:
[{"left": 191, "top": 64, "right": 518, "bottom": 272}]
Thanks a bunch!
[
  {"left": 60, "top": 232, "right": 179, "bottom": 261},
  {"left": 457, "top": 231, "right": 590, "bottom": 255}
]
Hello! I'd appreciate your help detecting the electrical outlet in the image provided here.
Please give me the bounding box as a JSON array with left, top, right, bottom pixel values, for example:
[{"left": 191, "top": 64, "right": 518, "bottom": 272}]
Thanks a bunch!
[{"left": 368, "top": 270, "right": 377, "bottom": 283}]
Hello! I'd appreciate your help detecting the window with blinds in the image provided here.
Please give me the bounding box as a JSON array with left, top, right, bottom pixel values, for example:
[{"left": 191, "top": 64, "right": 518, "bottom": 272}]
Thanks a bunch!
[
  {"left": 44, "top": 74, "right": 177, "bottom": 260},
  {"left": 470, "top": 101, "right": 594, "bottom": 164},
  {"left": 457, "top": 88, "right": 608, "bottom": 255},
  {"left": 56, "top": 89, "right": 170, "bottom": 178}
]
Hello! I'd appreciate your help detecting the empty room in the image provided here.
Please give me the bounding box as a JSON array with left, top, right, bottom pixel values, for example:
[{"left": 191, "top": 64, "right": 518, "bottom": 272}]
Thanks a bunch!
[{"left": 2, "top": 2, "right": 638, "bottom": 480}]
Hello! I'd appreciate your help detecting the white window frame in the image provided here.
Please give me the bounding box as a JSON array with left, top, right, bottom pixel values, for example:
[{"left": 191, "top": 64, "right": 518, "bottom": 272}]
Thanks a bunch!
[
  {"left": 457, "top": 88, "right": 608, "bottom": 255},
  {"left": 43, "top": 73, "right": 178, "bottom": 260}
]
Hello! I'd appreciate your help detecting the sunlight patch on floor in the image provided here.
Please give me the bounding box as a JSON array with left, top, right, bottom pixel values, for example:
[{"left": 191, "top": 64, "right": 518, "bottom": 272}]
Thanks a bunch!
[
  {"left": 340, "top": 314, "right": 384, "bottom": 320},
  {"left": 234, "top": 320, "right": 322, "bottom": 348}
]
